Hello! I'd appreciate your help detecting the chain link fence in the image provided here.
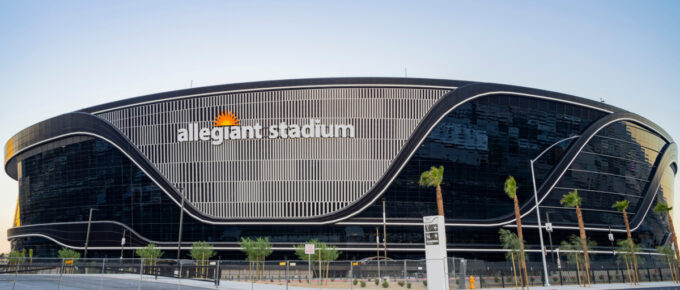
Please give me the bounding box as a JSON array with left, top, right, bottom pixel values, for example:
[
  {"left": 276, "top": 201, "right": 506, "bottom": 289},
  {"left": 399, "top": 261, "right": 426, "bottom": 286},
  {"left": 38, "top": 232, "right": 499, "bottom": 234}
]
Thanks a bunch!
[{"left": 1, "top": 256, "right": 678, "bottom": 289}]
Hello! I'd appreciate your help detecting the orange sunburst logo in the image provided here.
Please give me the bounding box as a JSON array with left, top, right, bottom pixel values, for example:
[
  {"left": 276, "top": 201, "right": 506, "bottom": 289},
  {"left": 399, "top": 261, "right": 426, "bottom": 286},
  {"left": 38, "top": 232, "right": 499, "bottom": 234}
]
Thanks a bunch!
[{"left": 213, "top": 110, "right": 240, "bottom": 127}]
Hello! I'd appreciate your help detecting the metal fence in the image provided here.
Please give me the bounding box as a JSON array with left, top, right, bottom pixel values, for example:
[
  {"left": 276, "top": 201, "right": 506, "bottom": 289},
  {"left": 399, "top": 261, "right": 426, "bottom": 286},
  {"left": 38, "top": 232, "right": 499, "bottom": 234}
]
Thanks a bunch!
[{"left": 0, "top": 257, "right": 678, "bottom": 289}]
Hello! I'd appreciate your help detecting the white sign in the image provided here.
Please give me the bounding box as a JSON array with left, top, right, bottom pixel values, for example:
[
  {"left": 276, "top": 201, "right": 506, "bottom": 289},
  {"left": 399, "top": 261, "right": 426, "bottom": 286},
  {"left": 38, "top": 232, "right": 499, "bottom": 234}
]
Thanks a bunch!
[
  {"left": 304, "top": 244, "right": 315, "bottom": 255},
  {"left": 423, "top": 215, "right": 450, "bottom": 290},
  {"left": 545, "top": 222, "right": 553, "bottom": 232}
]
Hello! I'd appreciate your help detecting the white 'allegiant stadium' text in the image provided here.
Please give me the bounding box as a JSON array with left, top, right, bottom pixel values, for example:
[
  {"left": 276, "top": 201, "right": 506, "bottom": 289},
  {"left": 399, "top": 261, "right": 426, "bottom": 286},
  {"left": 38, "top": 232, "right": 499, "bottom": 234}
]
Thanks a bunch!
[{"left": 177, "top": 119, "right": 355, "bottom": 145}]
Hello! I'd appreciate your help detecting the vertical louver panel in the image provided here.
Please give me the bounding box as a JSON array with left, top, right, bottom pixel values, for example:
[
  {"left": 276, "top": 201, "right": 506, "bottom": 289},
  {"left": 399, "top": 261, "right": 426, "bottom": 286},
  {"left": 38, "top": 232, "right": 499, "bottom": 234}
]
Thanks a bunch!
[{"left": 97, "top": 87, "right": 450, "bottom": 219}]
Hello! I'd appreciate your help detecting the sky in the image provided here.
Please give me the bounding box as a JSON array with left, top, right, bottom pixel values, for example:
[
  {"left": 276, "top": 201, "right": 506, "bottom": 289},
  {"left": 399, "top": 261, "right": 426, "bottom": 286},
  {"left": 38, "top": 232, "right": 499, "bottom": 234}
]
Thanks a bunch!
[{"left": 0, "top": 1, "right": 679, "bottom": 254}]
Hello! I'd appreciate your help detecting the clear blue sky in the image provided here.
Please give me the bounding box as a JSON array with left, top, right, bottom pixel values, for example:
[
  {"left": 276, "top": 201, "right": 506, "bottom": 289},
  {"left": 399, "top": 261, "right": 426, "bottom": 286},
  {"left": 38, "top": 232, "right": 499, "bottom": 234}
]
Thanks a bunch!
[{"left": 1, "top": 0, "right": 679, "bottom": 253}]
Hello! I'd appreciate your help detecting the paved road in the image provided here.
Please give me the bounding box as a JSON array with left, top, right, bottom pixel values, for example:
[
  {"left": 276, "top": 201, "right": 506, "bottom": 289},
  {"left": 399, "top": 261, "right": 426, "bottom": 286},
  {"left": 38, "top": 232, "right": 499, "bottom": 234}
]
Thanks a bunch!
[{"left": 0, "top": 274, "right": 218, "bottom": 290}]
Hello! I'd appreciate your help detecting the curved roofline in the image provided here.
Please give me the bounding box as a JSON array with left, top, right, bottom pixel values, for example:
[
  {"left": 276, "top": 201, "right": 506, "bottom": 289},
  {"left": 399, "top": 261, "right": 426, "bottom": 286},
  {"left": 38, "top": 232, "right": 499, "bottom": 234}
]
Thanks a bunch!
[{"left": 78, "top": 77, "right": 471, "bottom": 114}]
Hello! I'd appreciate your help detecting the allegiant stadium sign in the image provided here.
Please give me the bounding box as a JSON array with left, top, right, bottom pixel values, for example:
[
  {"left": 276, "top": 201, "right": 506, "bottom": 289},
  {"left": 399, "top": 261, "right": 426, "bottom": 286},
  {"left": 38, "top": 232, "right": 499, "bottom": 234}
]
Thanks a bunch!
[{"left": 177, "top": 110, "right": 355, "bottom": 145}]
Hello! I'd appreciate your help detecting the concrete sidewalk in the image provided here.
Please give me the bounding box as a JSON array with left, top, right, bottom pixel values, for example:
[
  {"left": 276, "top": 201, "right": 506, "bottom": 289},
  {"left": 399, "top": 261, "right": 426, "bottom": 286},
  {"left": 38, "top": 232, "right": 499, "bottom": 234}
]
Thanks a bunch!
[{"left": 479, "top": 281, "right": 680, "bottom": 290}]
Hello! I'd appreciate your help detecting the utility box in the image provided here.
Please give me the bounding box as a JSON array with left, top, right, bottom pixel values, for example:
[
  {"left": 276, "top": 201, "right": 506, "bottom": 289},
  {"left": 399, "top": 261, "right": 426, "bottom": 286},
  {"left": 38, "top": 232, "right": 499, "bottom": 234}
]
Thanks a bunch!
[{"left": 423, "top": 215, "right": 450, "bottom": 290}]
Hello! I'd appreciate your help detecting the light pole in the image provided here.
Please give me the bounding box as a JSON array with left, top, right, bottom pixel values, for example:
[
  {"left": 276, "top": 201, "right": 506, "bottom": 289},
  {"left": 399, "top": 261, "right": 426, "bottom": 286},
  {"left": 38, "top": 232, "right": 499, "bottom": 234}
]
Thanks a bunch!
[
  {"left": 382, "top": 198, "right": 387, "bottom": 260},
  {"left": 83, "top": 208, "right": 99, "bottom": 259},
  {"left": 529, "top": 135, "right": 579, "bottom": 287},
  {"left": 120, "top": 229, "right": 126, "bottom": 259},
  {"left": 176, "top": 186, "right": 185, "bottom": 263}
]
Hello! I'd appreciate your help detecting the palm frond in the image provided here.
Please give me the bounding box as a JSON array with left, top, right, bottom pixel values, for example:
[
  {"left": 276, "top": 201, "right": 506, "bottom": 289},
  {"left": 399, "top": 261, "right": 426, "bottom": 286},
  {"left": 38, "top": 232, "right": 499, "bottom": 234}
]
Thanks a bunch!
[
  {"left": 418, "top": 166, "right": 444, "bottom": 188},
  {"left": 560, "top": 189, "right": 581, "bottom": 208},
  {"left": 612, "top": 200, "right": 630, "bottom": 212},
  {"left": 504, "top": 176, "right": 517, "bottom": 199},
  {"left": 653, "top": 201, "right": 672, "bottom": 214}
]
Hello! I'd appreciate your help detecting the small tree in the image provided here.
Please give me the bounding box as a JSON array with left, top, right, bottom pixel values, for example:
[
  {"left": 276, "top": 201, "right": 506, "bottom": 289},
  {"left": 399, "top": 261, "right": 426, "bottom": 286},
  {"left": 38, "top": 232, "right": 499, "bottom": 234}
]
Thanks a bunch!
[
  {"left": 499, "top": 229, "right": 523, "bottom": 290},
  {"left": 560, "top": 235, "right": 595, "bottom": 287},
  {"left": 135, "top": 244, "right": 163, "bottom": 274},
  {"left": 190, "top": 241, "right": 216, "bottom": 277},
  {"left": 57, "top": 247, "right": 81, "bottom": 274},
  {"left": 57, "top": 248, "right": 81, "bottom": 259},
  {"left": 239, "top": 237, "right": 272, "bottom": 280},
  {"left": 320, "top": 243, "right": 341, "bottom": 284},
  {"left": 657, "top": 244, "right": 679, "bottom": 282},
  {"left": 8, "top": 249, "right": 26, "bottom": 270},
  {"left": 295, "top": 239, "right": 342, "bottom": 283},
  {"left": 616, "top": 239, "right": 642, "bottom": 285}
]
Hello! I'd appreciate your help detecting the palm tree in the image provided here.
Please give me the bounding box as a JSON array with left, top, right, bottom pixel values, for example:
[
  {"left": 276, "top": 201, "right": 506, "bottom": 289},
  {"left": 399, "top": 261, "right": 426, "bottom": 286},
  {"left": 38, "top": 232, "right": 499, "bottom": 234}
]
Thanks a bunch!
[
  {"left": 612, "top": 200, "right": 639, "bottom": 284},
  {"left": 419, "top": 165, "right": 445, "bottom": 216},
  {"left": 504, "top": 176, "right": 529, "bottom": 289},
  {"left": 560, "top": 189, "right": 591, "bottom": 286},
  {"left": 654, "top": 201, "right": 680, "bottom": 270}
]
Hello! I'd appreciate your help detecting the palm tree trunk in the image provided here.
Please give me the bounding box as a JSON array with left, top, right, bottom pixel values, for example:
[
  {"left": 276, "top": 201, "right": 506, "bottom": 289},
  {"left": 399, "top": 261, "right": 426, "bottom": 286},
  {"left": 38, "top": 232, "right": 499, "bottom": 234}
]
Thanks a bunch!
[
  {"left": 513, "top": 195, "right": 529, "bottom": 290},
  {"left": 436, "top": 185, "right": 445, "bottom": 216},
  {"left": 511, "top": 252, "right": 519, "bottom": 290},
  {"left": 575, "top": 206, "right": 591, "bottom": 286},
  {"left": 623, "top": 211, "right": 640, "bottom": 284}
]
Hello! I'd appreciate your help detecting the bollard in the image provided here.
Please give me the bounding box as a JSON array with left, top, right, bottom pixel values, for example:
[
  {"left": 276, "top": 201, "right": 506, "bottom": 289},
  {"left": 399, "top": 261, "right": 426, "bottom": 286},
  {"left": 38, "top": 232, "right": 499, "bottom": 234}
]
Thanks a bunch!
[
  {"left": 350, "top": 261, "right": 353, "bottom": 290},
  {"left": 403, "top": 260, "right": 407, "bottom": 289},
  {"left": 138, "top": 259, "right": 143, "bottom": 290},
  {"left": 58, "top": 258, "right": 64, "bottom": 290},
  {"left": 12, "top": 258, "right": 19, "bottom": 290},
  {"left": 100, "top": 258, "right": 106, "bottom": 290},
  {"left": 178, "top": 260, "right": 183, "bottom": 285},
  {"left": 215, "top": 261, "right": 221, "bottom": 286}
]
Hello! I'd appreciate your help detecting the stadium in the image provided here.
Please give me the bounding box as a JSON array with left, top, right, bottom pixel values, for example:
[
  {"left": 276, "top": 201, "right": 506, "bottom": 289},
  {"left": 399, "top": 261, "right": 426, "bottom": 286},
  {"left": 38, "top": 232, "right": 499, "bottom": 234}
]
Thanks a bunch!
[{"left": 4, "top": 78, "right": 677, "bottom": 261}]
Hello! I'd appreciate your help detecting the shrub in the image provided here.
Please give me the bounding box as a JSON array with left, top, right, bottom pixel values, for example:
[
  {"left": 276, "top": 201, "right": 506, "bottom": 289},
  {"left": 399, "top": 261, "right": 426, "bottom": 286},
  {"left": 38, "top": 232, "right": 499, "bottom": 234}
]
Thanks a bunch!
[
  {"left": 375, "top": 278, "right": 380, "bottom": 285},
  {"left": 398, "top": 281, "right": 405, "bottom": 286},
  {"left": 552, "top": 277, "right": 558, "bottom": 282},
  {"left": 353, "top": 279, "right": 358, "bottom": 285},
  {"left": 530, "top": 277, "right": 535, "bottom": 282},
  {"left": 423, "top": 280, "right": 428, "bottom": 286},
  {"left": 270, "top": 279, "right": 273, "bottom": 282},
  {"left": 494, "top": 277, "right": 500, "bottom": 283},
  {"left": 407, "top": 281, "right": 412, "bottom": 289},
  {"left": 599, "top": 275, "right": 604, "bottom": 280},
  {"left": 382, "top": 281, "right": 389, "bottom": 288},
  {"left": 360, "top": 280, "right": 366, "bottom": 287}
]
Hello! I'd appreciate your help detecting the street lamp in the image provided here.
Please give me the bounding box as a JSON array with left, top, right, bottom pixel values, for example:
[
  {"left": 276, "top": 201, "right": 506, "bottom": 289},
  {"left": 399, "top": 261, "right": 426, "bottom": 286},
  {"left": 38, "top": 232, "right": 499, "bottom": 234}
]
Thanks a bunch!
[
  {"left": 120, "top": 229, "right": 126, "bottom": 259},
  {"left": 529, "top": 135, "right": 580, "bottom": 287},
  {"left": 608, "top": 226, "right": 615, "bottom": 255},
  {"left": 83, "top": 208, "right": 99, "bottom": 259},
  {"left": 176, "top": 186, "right": 185, "bottom": 263}
]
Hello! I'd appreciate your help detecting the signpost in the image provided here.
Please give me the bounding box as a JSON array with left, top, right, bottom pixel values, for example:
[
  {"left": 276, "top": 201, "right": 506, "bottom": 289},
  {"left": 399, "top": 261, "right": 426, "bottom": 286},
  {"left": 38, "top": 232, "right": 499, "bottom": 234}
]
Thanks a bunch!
[
  {"left": 423, "top": 215, "right": 449, "bottom": 290},
  {"left": 305, "top": 243, "right": 314, "bottom": 286}
]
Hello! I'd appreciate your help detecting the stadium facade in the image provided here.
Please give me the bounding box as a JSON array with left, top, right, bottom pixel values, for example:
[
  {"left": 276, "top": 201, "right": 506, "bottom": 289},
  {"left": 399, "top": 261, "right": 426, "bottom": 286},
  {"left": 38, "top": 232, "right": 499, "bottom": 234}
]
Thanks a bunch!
[{"left": 5, "top": 78, "right": 677, "bottom": 260}]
